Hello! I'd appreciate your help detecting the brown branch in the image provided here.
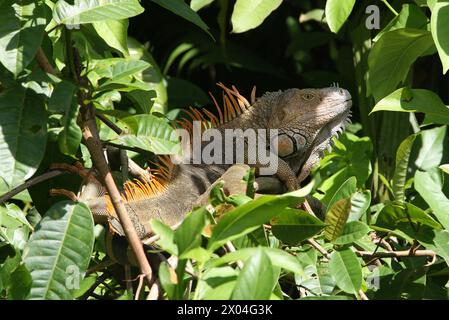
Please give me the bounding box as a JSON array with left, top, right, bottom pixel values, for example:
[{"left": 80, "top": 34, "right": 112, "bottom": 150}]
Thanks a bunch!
[
  {"left": 36, "top": 47, "right": 58, "bottom": 75},
  {"left": 79, "top": 103, "right": 153, "bottom": 285},
  {"left": 302, "top": 201, "right": 369, "bottom": 301},
  {"left": 0, "top": 170, "right": 66, "bottom": 205},
  {"left": 356, "top": 249, "right": 436, "bottom": 259},
  {"left": 96, "top": 113, "right": 123, "bottom": 135}
]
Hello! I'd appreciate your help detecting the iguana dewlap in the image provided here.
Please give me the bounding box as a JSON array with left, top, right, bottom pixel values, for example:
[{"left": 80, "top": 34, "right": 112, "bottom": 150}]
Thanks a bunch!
[{"left": 83, "top": 84, "right": 352, "bottom": 239}]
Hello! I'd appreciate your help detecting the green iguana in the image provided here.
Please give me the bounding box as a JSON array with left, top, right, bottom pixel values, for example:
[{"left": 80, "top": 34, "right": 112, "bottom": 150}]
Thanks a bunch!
[{"left": 79, "top": 83, "right": 352, "bottom": 240}]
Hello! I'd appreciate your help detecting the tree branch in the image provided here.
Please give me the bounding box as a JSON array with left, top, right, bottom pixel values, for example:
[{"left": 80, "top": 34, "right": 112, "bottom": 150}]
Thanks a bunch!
[
  {"left": 79, "top": 102, "right": 153, "bottom": 285},
  {"left": 0, "top": 170, "right": 66, "bottom": 205}
]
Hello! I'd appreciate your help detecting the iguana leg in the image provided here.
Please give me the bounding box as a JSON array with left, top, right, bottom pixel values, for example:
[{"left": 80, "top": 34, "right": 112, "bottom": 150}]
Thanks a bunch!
[
  {"left": 194, "top": 164, "right": 250, "bottom": 207},
  {"left": 275, "top": 158, "right": 299, "bottom": 191}
]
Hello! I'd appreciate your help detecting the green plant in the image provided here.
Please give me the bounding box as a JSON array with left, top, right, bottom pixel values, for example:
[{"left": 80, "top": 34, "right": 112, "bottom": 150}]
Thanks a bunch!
[{"left": 0, "top": 0, "right": 448, "bottom": 300}]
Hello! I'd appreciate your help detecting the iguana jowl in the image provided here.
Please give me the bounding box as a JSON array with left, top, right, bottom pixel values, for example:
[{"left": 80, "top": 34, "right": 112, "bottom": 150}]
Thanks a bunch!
[{"left": 83, "top": 84, "right": 352, "bottom": 239}]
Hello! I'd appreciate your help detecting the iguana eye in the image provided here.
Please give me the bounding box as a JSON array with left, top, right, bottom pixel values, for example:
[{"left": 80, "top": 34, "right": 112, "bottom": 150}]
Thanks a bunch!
[{"left": 301, "top": 93, "right": 315, "bottom": 101}]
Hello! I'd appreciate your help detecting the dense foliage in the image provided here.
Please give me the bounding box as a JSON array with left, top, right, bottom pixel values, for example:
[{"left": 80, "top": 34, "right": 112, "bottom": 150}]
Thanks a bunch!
[{"left": 0, "top": 0, "right": 449, "bottom": 300}]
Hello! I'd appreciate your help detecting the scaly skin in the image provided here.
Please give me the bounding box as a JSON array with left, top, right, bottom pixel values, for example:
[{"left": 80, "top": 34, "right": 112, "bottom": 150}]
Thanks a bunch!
[{"left": 84, "top": 86, "right": 352, "bottom": 238}]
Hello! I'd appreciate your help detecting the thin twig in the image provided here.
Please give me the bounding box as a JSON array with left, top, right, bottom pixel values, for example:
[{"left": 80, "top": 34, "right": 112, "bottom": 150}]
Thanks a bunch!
[
  {"left": 0, "top": 170, "right": 66, "bottom": 205},
  {"left": 96, "top": 113, "right": 123, "bottom": 135},
  {"left": 356, "top": 249, "right": 436, "bottom": 258}
]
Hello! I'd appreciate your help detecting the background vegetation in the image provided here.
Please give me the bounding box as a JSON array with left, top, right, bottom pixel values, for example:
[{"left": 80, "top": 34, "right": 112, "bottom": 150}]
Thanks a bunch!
[{"left": 0, "top": 0, "right": 449, "bottom": 300}]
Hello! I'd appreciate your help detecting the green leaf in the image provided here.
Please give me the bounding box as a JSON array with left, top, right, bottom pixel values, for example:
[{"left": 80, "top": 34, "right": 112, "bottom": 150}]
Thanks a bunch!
[
  {"left": 230, "top": 248, "right": 276, "bottom": 300},
  {"left": 348, "top": 191, "right": 371, "bottom": 222},
  {"left": 0, "top": 87, "right": 47, "bottom": 188},
  {"left": 375, "top": 202, "right": 441, "bottom": 231},
  {"left": 371, "top": 88, "right": 449, "bottom": 124},
  {"left": 150, "top": 0, "right": 212, "bottom": 38},
  {"left": 211, "top": 247, "right": 304, "bottom": 276},
  {"left": 414, "top": 126, "right": 446, "bottom": 171},
  {"left": 208, "top": 184, "right": 312, "bottom": 251},
  {"left": 49, "top": 81, "right": 81, "bottom": 157},
  {"left": 0, "top": 0, "right": 47, "bottom": 76},
  {"left": 326, "top": 176, "right": 357, "bottom": 213},
  {"left": 149, "top": 219, "right": 178, "bottom": 256},
  {"left": 431, "top": 230, "right": 449, "bottom": 266},
  {"left": 334, "top": 221, "right": 370, "bottom": 245},
  {"left": 175, "top": 207, "right": 208, "bottom": 258},
  {"left": 158, "top": 261, "right": 177, "bottom": 300},
  {"left": 53, "top": 0, "right": 144, "bottom": 25},
  {"left": 114, "top": 114, "right": 181, "bottom": 154},
  {"left": 128, "top": 37, "right": 167, "bottom": 114},
  {"left": 92, "top": 19, "right": 129, "bottom": 56},
  {"left": 8, "top": 263, "right": 32, "bottom": 299},
  {"left": 195, "top": 266, "right": 237, "bottom": 300},
  {"left": 329, "top": 248, "right": 362, "bottom": 295},
  {"left": 271, "top": 208, "right": 326, "bottom": 245},
  {"left": 368, "top": 28, "right": 434, "bottom": 102},
  {"left": 24, "top": 201, "right": 94, "bottom": 299},
  {"left": 190, "top": 0, "right": 214, "bottom": 11},
  {"left": 324, "top": 197, "right": 352, "bottom": 242},
  {"left": 231, "top": 0, "right": 282, "bottom": 33},
  {"left": 392, "top": 134, "right": 417, "bottom": 203},
  {"left": 325, "top": 0, "right": 356, "bottom": 33},
  {"left": 440, "top": 164, "right": 449, "bottom": 174},
  {"left": 431, "top": 2, "right": 449, "bottom": 74},
  {"left": 373, "top": 4, "right": 429, "bottom": 42},
  {"left": 415, "top": 169, "right": 449, "bottom": 230},
  {"left": 89, "top": 58, "right": 151, "bottom": 89}
]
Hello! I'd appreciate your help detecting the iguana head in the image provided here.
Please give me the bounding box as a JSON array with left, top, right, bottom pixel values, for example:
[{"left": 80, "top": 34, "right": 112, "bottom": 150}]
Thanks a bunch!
[
  {"left": 260, "top": 86, "right": 352, "bottom": 159},
  {"left": 252, "top": 86, "right": 351, "bottom": 183}
]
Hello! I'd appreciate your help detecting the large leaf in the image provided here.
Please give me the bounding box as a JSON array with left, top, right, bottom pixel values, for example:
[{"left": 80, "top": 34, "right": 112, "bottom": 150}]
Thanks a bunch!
[
  {"left": 373, "top": 4, "right": 429, "bottom": 42},
  {"left": 53, "top": 0, "right": 144, "bottom": 25},
  {"left": 414, "top": 126, "right": 446, "bottom": 171},
  {"left": 329, "top": 248, "right": 362, "bottom": 295},
  {"left": 0, "top": 87, "right": 47, "bottom": 188},
  {"left": 371, "top": 88, "right": 449, "bottom": 124},
  {"left": 368, "top": 28, "right": 434, "bottom": 102},
  {"left": 415, "top": 169, "right": 449, "bottom": 230},
  {"left": 89, "top": 58, "right": 151, "bottom": 89},
  {"left": 271, "top": 208, "right": 326, "bottom": 245},
  {"left": 324, "top": 197, "right": 352, "bottom": 242},
  {"left": 92, "top": 19, "right": 129, "bottom": 56},
  {"left": 326, "top": 176, "right": 356, "bottom": 213},
  {"left": 207, "top": 185, "right": 312, "bottom": 251},
  {"left": 114, "top": 114, "right": 181, "bottom": 154},
  {"left": 325, "top": 0, "right": 356, "bottom": 33},
  {"left": 334, "top": 221, "right": 370, "bottom": 245},
  {"left": 392, "top": 134, "right": 417, "bottom": 203},
  {"left": 128, "top": 37, "right": 167, "bottom": 114},
  {"left": 231, "top": 0, "right": 282, "bottom": 33},
  {"left": 174, "top": 207, "right": 208, "bottom": 258},
  {"left": 348, "top": 191, "right": 371, "bottom": 222},
  {"left": 430, "top": 2, "right": 449, "bottom": 74},
  {"left": 211, "top": 247, "right": 304, "bottom": 276},
  {"left": 230, "top": 248, "right": 276, "bottom": 300},
  {"left": 375, "top": 202, "right": 442, "bottom": 232},
  {"left": 23, "top": 201, "right": 94, "bottom": 299},
  {"left": 190, "top": 0, "right": 214, "bottom": 11},
  {"left": 150, "top": 0, "right": 212, "bottom": 38},
  {"left": 0, "top": 0, "right": 47, "bottom": 76},
  {"left": 49, "top": 81, "right": 82, "bottom": 157}
]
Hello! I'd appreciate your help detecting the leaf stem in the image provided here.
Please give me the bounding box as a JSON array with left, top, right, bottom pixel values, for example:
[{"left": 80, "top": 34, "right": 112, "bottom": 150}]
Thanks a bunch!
[{"left": 381, "top": 0, "right": 399, "bottom": 16}]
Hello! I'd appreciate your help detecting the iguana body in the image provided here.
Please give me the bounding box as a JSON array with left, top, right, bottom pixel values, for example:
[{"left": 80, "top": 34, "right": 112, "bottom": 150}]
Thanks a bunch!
[{"left": 83, "top": 84, "right": 352, "bottom": 239}]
